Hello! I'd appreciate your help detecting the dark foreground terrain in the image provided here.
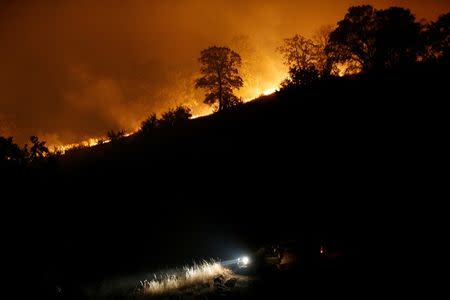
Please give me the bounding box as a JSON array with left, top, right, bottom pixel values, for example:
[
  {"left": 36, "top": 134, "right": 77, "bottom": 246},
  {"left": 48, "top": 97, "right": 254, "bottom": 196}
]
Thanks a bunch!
[
  {"left": 2, "top": 63, "right": 446, "bottom": 299},
  {"left": 65, "top": 239, "right": 364, "bottom": 300}
]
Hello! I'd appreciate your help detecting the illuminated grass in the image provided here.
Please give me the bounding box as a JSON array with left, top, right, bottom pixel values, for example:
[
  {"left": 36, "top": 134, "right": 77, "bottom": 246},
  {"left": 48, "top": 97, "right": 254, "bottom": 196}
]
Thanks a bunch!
[{"left": 138, "top": 261, "right": 232, "bottom": 296}]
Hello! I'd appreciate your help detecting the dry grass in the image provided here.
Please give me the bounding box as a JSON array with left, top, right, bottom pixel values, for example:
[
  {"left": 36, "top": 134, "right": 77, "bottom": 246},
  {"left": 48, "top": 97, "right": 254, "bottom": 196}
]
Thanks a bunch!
[{"left": 138, "top": 261, "right": 232, "bottom": 297}]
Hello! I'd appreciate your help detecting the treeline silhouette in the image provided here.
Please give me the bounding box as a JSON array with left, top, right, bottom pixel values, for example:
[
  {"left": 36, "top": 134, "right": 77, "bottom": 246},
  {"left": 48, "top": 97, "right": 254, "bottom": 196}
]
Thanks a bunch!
[
  {"left": 2, "top": 5, "right": 448, "bottom": 169},
  {"left": 0, "top": 135, "right": 55, "bottom": 168},
  {"left": 277, "top": 5, "right": 449, "bottom": 89}
]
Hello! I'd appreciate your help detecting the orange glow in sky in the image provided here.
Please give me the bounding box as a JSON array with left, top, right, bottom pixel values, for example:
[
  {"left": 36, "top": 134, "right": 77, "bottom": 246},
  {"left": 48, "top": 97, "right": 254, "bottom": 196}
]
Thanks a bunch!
[{"left": 1, "top": 0, "right": 448, "bottom": 147}]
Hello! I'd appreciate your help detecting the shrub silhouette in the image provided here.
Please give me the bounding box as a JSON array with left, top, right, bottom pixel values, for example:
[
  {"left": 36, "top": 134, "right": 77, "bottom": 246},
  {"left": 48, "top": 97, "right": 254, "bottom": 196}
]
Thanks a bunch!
[
  {"left": 140, "top": 113, "right": 159, "bottom": 134},
  {"left": 281, "top": 66, "right": 320, "bottom": 89},
  {"left": 159, "top": 105, "right": 192, "bottom": 128},
  {"left": 107, "top": 129, "right": 125, "bottom": 142}
]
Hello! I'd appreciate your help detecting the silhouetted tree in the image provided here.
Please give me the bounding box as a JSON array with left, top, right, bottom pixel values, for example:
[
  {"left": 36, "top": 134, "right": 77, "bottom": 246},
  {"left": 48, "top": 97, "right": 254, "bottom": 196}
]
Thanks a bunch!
[
  {"left": 159, "top": 105, "right": 192, "bottom": 128},
  {"left": 0, "top": 136, "right": 23, "bottom": 163},
  {"left": 29, "top": 135, "right": 49, "bottom": 161},
  {"left": 326, "top": 5, "right": 378, "bottom": 73},
  {"left": 326, "top": 5, "right": 423, "bottom": 72},
  {"left": 374, "top": 7, "right": 423, "bottom": 68},
  {"left": 195, "top": 46, "right": 244, "bottom": 111},
  {"left": 426, "top": 12, "right": 450, "bottom": 61},
  {"left": 278, "top": 34, "right": 319, "bottom": 70},
  {"left": 278, "top": 33, "right": 331, "bottom": 88},
  {"left": 278, "top": 35, "right": 322, "bottom": 88}
]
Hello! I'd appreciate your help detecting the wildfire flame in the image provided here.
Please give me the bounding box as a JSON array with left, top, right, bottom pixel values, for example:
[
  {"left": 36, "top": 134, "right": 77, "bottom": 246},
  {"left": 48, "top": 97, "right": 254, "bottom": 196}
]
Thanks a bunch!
[
  {"left": 54, "top": 132, "right": 134, "bottom": 154},
  {"left": 262, "top": 87, "right": 277, "bottom": 96},
  {"left": 53, "top": 79, "right": 283, "bottom": 154}
]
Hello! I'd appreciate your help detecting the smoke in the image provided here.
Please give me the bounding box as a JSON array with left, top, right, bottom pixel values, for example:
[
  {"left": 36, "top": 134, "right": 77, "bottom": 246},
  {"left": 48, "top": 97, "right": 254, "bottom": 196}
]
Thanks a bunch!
[{"left": 0, "top": 0, "right": 448, "bottom": 146}]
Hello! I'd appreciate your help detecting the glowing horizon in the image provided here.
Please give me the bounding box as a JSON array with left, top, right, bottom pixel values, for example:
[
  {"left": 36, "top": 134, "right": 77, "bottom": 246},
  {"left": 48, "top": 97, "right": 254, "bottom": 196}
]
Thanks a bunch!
[
  {"left": 51, "top": 84, "right": 281, "bottom": 153},
  {"left": 1, "top": 0, "right": 448, "bottom": 146}
]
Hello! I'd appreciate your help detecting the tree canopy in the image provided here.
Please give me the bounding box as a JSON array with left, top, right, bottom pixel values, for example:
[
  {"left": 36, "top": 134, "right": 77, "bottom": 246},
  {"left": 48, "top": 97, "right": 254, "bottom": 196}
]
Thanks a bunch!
[
  {"left": 195, "top": 46, "right": 244, "bottom": 111},
  {"left": 278, "top": 34, "right": 319, "bottom": 71},
  {"left": 0, "top": 136, "right": 22, "bottom": 163},
  {"left": 278, "top": 34, "right": 324, "bottom": 87},
  {"left": 326, "top": 5, "right": 422, "bottom": 72},
  {"left": 426, "top": 12, "right": 450, "bottom": 61}
]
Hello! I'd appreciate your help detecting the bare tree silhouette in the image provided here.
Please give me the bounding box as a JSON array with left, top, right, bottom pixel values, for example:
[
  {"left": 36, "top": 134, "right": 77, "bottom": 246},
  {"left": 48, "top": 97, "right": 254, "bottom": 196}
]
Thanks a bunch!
[
  {"left": 278, "top": 35, "right": 322, "bottom": 87},
  {"left": 278, "top": 34, "right": 319, "bottom": 71}
]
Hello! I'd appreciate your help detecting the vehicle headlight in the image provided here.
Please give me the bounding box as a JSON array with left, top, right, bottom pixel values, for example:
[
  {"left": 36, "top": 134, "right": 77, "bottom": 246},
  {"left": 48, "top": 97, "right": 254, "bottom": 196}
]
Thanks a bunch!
[{"left": 237, "top": 256, "right": 250, "bottom": 268}]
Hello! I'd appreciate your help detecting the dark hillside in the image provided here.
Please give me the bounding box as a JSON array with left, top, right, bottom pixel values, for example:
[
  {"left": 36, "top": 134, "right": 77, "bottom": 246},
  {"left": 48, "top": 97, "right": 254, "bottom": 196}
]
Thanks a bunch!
[
  {"left": 58, "top": 64, "right": 444, "bottom": 200},
  {"left": 2, "top": 63, "right": 445, "bottom": 300}
]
